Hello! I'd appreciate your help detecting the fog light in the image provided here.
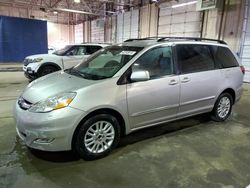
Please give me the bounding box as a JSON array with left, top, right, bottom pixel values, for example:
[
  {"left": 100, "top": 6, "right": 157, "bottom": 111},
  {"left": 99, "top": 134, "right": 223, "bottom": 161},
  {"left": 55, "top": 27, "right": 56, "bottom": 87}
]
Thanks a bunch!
[{"left": 33, "top": 138, "right": 55, "bottom": 144}]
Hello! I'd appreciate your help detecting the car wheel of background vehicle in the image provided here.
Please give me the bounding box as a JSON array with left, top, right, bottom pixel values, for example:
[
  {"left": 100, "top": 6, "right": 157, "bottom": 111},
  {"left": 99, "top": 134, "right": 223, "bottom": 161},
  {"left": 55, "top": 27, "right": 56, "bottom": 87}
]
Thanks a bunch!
[
  {"left": 37, "top": 65, "right": 58, "bottom": 77},
  {"left": 211, "top": 92, "right": 233, "bottom": 122},
  {"left": 74, "top": 114, "right": 121, "bottom": 160}
]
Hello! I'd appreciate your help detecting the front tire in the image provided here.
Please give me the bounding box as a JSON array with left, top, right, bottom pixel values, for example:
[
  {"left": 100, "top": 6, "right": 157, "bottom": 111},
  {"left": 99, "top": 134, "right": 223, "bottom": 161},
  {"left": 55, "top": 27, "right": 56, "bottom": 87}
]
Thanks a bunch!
[
  {"left": 74, "top": 114, "right": 121, "bottom": 160},
  {"left": 211, "top": 93, "right": 233, "bottom": 122}
]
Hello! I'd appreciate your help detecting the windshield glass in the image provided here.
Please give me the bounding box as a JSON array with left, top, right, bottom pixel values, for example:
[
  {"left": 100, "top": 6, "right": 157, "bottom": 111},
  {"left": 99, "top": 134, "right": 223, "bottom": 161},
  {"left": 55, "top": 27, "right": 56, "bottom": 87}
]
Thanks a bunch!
[
  {"left": 53, "top": 45, "right": 72, "bottom": 56},
  {"left": 67, "top": 46, "right": 143, "bottom": 80}
]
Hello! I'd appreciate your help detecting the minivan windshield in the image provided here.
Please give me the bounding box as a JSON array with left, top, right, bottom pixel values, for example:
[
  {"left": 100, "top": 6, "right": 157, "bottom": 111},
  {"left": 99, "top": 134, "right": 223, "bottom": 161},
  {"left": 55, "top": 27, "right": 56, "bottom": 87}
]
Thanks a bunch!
[
  {"left": 67, "top": 46, "right": 143, "bottom": 80},
  {"left": 53, "top": 45, "right": 72, "bottom": 56}
]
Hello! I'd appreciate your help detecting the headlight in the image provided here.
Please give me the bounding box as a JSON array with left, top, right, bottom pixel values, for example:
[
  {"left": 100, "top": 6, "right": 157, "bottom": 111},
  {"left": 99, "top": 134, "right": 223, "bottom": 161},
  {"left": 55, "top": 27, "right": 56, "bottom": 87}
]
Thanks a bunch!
[
  {"left": 33, "top": 58, "right": 43, "bottom": 63},
  {"left": 29, "top": 92, "right": 76, "bottom": 113}
]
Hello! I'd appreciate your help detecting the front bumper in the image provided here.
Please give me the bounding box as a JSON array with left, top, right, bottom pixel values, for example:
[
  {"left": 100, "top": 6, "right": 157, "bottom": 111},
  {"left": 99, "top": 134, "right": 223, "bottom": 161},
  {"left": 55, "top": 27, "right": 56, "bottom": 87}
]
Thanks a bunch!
[
  {"left": 23, "top": 63, "right": 40, "bottom": 80},
  {"left": 14, "top": 101, "right": 85, "bottom": 151}
]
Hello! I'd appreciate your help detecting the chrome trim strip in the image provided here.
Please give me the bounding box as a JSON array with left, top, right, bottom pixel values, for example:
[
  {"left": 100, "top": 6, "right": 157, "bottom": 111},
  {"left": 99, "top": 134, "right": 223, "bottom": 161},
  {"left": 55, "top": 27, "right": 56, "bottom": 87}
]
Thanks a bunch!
[
  {"left": 131, "top": 104, "right": 179, "bottom": 117},
  {"left": 180, "top": 96, "right": 215, "bottom": 106}
]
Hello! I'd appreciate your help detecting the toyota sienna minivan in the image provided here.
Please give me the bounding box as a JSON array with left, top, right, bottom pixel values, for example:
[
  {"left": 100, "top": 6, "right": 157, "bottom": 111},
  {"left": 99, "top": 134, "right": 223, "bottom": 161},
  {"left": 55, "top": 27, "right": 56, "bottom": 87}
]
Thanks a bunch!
[{"left": 14, "top": 37, "right": 244, "bottom": 160}]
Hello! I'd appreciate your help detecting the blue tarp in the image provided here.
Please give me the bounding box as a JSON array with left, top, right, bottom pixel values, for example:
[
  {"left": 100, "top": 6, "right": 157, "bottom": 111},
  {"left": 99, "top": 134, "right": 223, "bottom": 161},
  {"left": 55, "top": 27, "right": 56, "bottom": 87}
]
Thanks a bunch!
[{"left": 0, "top": 16, "right": 48, "bottom": 62}]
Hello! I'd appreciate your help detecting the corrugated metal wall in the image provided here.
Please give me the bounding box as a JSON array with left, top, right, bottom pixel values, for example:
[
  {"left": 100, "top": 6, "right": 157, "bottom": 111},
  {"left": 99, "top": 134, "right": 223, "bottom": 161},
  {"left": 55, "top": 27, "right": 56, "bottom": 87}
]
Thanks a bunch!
[
  {"left": 84, "top": 21, "right": 91, "bottom": 42},
  {"left": 91, "top": 19, "right": 105, "bottom": 43},
  {"left": 74, "top": 23, "right": 84, "bottom": 43},
  {"left": 241, "top": 0, "right": 250, "bottom": 82},
  {"left": 140, "top": 4, "right": 158, "bottom": 38},
  {"left": 116, "top": 9, "right": 139, "bottom": 43},
  {"left": 158, "top": 0, "right": 202, "bottom": 37}
]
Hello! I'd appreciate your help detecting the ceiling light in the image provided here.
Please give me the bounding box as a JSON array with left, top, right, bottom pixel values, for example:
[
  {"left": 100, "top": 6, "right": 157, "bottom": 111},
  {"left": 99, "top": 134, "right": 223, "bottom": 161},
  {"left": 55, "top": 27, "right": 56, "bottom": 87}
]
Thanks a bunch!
[
  {"left": 74, "top": 0, "right": 80, "bottom": 3},
  {"left": 54, "top": 8, "right": 98, "bottom": 15},
  {"left": 172, "top": 1, "right": 197, "bottom": 8}
]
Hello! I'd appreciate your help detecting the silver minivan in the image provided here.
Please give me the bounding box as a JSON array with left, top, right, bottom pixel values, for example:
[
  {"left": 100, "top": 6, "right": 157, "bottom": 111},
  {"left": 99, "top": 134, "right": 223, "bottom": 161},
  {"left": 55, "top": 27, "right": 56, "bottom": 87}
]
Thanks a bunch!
[{"left": 14, "top": 37, "right": 245, "bottom": 160}]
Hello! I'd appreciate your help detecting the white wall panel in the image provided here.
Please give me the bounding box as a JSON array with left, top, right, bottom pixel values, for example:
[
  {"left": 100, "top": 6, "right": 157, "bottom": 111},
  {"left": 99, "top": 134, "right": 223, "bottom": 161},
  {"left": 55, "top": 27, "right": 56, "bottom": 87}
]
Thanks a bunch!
[
  {"left": 74, "top": 23, "right": 83, "bottom": 44},
  {"left": 241, "top": 1, "right": 250, "bottom": 82},
  {"left": 158, "top": 0, "right": 202, "bottom": 37},
  {"left": 91, "top": 19, "right": 104, "bottom": 43},
  {"left": 116, "top": 9, "right": 139, "bottom": 43},
  {"left": 47, "top": 22, "right": 74, "bottom": 49}
]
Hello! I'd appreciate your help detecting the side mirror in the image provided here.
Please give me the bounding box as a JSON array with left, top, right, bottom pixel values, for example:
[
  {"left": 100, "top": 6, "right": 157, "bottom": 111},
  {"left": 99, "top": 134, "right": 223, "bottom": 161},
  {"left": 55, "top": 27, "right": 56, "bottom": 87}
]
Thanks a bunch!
[
  {"left": 130, "top": 70, "right": 150, "bottom": 82},
  {"left": 68, "top": 52, "right": 74, "bottom": 56}
]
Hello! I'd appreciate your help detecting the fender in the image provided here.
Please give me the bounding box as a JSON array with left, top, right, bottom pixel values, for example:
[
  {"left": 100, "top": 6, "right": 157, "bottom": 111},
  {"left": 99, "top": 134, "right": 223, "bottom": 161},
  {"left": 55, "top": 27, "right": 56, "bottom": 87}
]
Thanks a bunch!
[{"left": 36, "top": 62, "right": 62, "bottom": 72}]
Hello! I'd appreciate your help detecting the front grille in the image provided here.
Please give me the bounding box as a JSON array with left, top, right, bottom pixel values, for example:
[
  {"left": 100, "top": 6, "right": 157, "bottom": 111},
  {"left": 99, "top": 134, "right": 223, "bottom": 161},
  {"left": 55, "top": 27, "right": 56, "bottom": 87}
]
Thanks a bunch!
[
  {"left": 18, "top": 97, "right": 32, "bottom": 110},
  {"left": 23, "top": 58, "right": 33, "bottom": 66}
]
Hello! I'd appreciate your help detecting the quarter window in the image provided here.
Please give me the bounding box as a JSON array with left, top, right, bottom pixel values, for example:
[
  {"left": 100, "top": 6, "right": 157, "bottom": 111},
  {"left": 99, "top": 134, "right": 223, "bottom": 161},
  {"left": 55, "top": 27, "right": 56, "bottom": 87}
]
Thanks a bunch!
[
  {"left": 176, "top": 44, "right": 215, "bottom": 74},
  {"left": 132, "top": 47, "right": 174, "bottom": 79},
  {"left": 211, "top": 46, "right": 239, "bottom": 68}
]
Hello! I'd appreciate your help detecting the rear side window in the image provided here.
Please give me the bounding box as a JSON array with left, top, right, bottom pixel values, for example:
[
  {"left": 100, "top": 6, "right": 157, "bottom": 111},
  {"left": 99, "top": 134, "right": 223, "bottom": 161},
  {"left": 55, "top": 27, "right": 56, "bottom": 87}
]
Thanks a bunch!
[
  {"left": 211, "top": 46, "right": 239, "bottom": 68},
  {"left": 176, "top": 44, "right": 215, "bottom": 74},
  {"left": 86, "top": 46, "right": 102, "bottom": 55}
]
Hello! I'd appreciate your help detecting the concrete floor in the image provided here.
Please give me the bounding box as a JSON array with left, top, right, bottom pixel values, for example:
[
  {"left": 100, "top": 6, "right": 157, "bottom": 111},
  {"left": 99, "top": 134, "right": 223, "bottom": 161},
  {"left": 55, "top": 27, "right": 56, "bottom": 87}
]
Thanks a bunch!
[{"left": 0, "top": 72, "right": 250, "bottom": 188}]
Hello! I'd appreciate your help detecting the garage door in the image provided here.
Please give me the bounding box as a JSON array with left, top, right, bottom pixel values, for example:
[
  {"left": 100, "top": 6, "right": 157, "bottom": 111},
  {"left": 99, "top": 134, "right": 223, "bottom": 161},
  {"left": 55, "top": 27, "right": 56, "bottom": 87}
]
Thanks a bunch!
[
  {"left": 91, "top": 19, "right": 104, "bottom": 43},
  {"left": 241, "top": 0, "right": 250, "bottom": 82},
  {"left": 116, "top": 9, "right": 139, "bottom": 43},
  {"left": 158, "top": 0, "right": 202, "bottom": 37}
]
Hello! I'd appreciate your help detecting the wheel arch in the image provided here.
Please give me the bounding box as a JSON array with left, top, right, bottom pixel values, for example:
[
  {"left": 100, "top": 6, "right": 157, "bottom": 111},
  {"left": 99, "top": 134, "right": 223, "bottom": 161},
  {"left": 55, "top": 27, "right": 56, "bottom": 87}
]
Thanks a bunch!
[
  {"left": 220, "top": 88, "right": 236, "bottom": 104},
  {"left": 37, "top": 62, "right": 62, "bottom": 72},
  {"left": 71, "top": 108, "right": 126, "bottom": 149}
]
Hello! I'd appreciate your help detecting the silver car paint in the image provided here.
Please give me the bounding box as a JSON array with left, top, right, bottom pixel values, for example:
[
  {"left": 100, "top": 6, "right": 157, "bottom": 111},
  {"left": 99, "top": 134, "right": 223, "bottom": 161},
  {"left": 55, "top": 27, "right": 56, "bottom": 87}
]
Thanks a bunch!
[{"left": 15, "top": 41, "right": 244, "bottom": 151}]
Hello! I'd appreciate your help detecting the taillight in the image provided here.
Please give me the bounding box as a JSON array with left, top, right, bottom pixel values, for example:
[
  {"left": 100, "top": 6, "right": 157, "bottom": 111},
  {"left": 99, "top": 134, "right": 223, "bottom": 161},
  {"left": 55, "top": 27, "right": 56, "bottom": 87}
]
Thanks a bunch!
[{"left": 240, "top": 66, "right": 245, "bottom": 74}]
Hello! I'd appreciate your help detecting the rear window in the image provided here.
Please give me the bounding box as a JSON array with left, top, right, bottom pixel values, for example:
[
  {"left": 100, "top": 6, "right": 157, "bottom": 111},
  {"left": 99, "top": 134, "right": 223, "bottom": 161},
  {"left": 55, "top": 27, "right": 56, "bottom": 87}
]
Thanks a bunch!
[
  {"left": 211, "top": 46, "right": 239, "bottom": 68},
  {"left": 176, "top": 44, "right": 215, "bottom": 74}
]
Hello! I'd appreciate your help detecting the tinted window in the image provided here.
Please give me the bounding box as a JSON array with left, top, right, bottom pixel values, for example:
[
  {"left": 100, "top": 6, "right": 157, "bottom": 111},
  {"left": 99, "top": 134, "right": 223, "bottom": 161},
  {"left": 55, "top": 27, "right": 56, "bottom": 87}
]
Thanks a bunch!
[
  {"left": 86, "top": 46, "right": 102, "bottom": 55},
  {"left": 176, "top": 44, "right": 215, "bottom": 74},
  {"left": 132, "top": 46, "right": 174, "bottom": 79},
  {"left": 211, "top": 46, "right": 239, "bottom": 68},
  {"left": 66, "top": 46, "right": 86, "bottom": 55}
]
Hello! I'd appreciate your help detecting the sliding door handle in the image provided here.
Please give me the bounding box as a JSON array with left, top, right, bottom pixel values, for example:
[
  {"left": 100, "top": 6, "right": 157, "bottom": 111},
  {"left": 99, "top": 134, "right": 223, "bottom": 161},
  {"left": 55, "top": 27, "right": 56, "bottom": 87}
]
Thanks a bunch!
[
  {"left": 181, "top": 77, "right": 190, "bottom": 83},
  {"left": 169, "top": 79, "right": 178, "bottom": 85}
]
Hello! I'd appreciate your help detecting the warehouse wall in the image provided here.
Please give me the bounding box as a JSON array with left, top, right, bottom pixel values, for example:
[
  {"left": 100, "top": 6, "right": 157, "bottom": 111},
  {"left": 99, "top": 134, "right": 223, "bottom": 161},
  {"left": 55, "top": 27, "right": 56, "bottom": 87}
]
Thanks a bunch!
[
  {"left": 47, "top": 22, "right": 74, "bottom": 49},
  {"left": 202, "top": 0, "right": 245, "bottom": 52},
  {"left": 74, "top": 23, "right": 84, "bottom": 43},
  {"left": 140, "top": 4, "right": 158, "bottom": 38}
]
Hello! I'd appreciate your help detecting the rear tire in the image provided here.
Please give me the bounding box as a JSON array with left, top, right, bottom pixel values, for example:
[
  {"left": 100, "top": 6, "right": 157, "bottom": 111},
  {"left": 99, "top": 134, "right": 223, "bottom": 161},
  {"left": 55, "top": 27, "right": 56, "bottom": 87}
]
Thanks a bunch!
[
  {"left": 37, "top": 65, "right": 58, "bottom": 77},
  {"left": 211, "top": 93, "right": 233, "bottom": 122},
  {"left": 73, "top": 114, "right": 121, "bottom": 160}
]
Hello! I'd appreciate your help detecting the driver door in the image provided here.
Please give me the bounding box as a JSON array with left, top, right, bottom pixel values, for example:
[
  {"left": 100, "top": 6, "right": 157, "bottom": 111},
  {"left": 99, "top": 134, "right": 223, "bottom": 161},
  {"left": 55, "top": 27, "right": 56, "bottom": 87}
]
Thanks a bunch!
[
  {"left": 126, "top": 46, "right": 180, "bottom": 129},
  {"left": 63, "top": 46, "right": 86, "bottom": 69}
]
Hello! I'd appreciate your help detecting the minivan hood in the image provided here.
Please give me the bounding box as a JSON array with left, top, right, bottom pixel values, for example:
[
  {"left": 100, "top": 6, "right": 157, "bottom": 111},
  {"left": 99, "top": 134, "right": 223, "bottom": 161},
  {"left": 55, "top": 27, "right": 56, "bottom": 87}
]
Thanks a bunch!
[{"left": 22, "top": 71, "right": 96, "bottom": 103}]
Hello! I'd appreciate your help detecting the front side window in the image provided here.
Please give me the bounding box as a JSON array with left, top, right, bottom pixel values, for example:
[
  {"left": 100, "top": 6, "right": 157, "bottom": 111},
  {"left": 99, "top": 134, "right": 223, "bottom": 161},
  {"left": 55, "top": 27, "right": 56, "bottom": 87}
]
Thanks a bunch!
[
  {"left": 67, "top": 46, "right": 86, "bottom": 56},
  {"left": 176, "top": 44, "right": 215, "bottom": 74},
  {"left": 132, "top": 46, "right": 174, "bottom": 79},
  {"left": 53, "top": 45, "right": 72, "bottom": 56},
  {"left": 86, "top": 46, "right": 102, "bottom": 55},
  {"left": 211, "top": 46, "right": 239, "bottom": 68},
  {"left": 67, "top": 46, "right": 143, "bottom": 80}
]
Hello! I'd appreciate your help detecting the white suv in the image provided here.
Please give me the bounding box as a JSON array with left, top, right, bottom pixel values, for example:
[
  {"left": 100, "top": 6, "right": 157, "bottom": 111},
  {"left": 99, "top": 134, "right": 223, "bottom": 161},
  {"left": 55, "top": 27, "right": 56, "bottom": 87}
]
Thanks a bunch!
[{"left": 23, "top": 43, "right": 109, "bottom": 80}]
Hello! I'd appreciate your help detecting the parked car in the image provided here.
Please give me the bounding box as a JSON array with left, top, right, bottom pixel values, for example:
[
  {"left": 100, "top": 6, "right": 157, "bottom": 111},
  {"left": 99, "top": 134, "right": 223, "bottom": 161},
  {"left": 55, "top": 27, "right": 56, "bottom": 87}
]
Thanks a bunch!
[
  {"left": 15, "top": 37, "right": 244, "bottom": 160},
  {"left": 23, "top": 43, "right": 109, "bottom": 80}
]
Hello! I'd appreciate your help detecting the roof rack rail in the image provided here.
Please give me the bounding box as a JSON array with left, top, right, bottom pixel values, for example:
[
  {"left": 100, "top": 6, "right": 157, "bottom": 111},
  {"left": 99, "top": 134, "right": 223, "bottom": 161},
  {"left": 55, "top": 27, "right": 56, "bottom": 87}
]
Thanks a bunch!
[
  {"left": 157, "top": 37, "right": 227, "bottom": 44},
  {"left": 124, "top": 37, "right": 161, "bottom": 42}
]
